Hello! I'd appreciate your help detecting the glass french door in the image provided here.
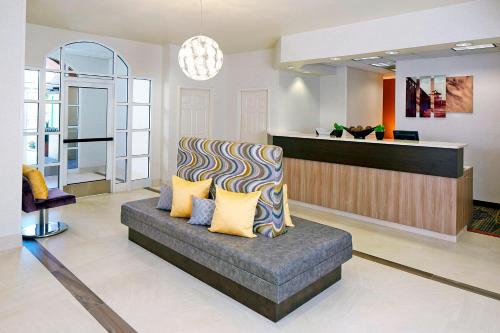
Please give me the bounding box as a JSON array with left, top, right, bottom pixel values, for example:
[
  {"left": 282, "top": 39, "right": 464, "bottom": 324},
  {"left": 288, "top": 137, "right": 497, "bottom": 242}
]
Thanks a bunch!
[{"left": 61, "top": 79, "right": 114, "bottom": 195}]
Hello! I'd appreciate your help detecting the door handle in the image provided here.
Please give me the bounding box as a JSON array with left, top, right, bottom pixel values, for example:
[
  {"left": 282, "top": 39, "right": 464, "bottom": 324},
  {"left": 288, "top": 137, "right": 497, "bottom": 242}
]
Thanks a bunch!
[{"left": 63, "top": 137, "right": 114, "bottom": 143}]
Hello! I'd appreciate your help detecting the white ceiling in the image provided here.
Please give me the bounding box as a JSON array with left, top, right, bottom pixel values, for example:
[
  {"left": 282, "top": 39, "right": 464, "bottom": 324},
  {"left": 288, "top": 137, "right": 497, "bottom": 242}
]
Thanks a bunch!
[
  {"left": 27, "top": 0, "right": 471, "bottom": 53},
  {"left": 337, "top": 47, "right": 499, "bottom": 73},
  {"left": 287, "top": 38, "right": 500, "bottom": 76}
]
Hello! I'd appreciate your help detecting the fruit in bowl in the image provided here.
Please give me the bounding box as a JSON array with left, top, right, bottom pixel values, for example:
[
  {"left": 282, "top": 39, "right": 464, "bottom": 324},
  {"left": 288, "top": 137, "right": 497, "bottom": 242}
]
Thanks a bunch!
[{"left": 342, "top": 125, "right": 376, "bottom": 139}]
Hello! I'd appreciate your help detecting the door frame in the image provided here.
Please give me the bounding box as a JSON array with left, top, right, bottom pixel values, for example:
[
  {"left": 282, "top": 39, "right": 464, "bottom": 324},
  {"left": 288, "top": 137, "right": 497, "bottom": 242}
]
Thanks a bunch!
[
  {"left": 177, "top": 87, "right": 213, "bottom": 139},
  {"left": 62, "top": 78, "right": 115, "bottom": 191},
  {"left": 238, "top": 88, "right": 270, "bottom": 142}
]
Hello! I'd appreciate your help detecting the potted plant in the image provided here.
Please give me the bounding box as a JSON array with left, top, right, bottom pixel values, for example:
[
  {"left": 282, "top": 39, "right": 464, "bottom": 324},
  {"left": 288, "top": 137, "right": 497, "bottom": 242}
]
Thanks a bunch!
[
  {"left": 331, "top": 123, "right": 344, "bottom": 138},
  {"left": 375, "top": 124, "right": 385, "bottom": 140}
]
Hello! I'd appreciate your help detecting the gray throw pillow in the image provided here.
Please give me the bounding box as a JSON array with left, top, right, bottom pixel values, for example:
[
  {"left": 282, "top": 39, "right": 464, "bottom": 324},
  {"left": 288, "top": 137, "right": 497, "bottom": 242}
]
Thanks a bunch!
[
  {"left": 156, "top": 184, "right": 173, "bottom": 211},
  {"left": 188, "top": 197, "right": 215, "bottom": 226}
]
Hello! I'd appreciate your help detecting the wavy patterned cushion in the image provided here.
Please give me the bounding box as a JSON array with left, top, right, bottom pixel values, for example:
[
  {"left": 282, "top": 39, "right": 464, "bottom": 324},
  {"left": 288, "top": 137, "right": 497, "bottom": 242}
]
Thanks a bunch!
[
  {"left": 188, "top": 197, "right": 215, "bottom": 226},
  {"left": 156, "top": 184, "right": 173, "bottom": 211},
  {"left": 177, "top": 137, "right": 286, "bottom": 238}
]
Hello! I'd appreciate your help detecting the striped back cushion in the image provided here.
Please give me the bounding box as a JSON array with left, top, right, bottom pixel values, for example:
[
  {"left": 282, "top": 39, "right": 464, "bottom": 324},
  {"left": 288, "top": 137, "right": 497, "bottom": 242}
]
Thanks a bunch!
[{"left": 177, "top": 137, "right": 286, "bottom": 238}]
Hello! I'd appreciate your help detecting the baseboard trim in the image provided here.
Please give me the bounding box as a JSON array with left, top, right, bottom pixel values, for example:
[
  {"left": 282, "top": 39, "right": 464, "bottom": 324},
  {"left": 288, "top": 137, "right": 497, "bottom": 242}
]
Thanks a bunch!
[
  {"left": 473, "top": 200, "right": 500, "bottom": 209},
  {"left": 0, "top": 234, "right": 21, "bottom": 252},
  {"left": 144, "top": 187, "right": 160, "bottom": 194},
  {"left": 289, "top": 200, "right": 460, "bottom": 242}
]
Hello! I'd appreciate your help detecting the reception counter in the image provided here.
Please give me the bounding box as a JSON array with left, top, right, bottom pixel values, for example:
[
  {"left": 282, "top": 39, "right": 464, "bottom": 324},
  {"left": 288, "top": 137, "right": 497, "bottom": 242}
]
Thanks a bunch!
[{"left": 268, "top": 132, "right": 473, "bottom": 240}]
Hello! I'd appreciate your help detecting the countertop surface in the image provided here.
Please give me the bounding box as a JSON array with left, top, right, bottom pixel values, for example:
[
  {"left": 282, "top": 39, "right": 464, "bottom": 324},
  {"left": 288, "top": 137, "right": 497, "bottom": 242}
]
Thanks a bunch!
[{"left": 269, "top": 131, "right": 467, "bottom": 149}]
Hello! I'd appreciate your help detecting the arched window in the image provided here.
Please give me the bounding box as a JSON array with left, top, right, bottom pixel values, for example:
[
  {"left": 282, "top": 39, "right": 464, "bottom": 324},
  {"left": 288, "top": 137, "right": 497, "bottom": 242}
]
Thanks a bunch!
[
  {"left": 22, "top": 41, "right": 151, "bottom": 195},
  {"left": 47, "top": 41, "right": 128, "bottom": 77}
]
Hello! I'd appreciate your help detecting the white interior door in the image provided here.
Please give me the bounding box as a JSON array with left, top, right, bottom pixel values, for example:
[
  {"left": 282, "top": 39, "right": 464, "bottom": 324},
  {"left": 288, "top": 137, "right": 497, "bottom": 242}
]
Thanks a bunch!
[
  {"left": 240, "top": 89, "right": 268, "bottom": 143},
  {"left": 179, "top": 88, "right": 211, "bottom": 138}
]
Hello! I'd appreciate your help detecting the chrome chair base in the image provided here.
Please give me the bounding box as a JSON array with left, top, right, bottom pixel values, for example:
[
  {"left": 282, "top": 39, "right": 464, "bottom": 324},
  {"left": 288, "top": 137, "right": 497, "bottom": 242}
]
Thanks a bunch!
[
  {"left": 22, "top": 222, "right": 68, "bottom": 239},
  {"left": 22, "top": 209, "right": 68, "bottom": 239}
]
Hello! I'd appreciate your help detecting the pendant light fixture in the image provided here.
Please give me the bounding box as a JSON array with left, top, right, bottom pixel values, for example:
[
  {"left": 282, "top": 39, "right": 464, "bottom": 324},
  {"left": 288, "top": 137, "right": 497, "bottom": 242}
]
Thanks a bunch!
[{"left": 178, "top": 0, "right": 223, "bottom": 80}]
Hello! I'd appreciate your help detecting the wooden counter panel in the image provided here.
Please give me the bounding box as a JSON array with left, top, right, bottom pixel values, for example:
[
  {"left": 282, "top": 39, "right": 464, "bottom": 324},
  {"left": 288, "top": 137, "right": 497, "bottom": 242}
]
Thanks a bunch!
[
  {"left": 456, "top": 167, "right": 473, "bottom": 232},
  {"left": 283, "top": 158, "right": 471, "bottom": 235}
]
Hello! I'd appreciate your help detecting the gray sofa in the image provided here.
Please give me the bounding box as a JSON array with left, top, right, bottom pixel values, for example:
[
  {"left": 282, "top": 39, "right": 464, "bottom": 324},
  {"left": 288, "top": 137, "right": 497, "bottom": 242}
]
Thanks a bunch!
[{"left": 122, "top": 197, "right": 352, "bottom": 322}]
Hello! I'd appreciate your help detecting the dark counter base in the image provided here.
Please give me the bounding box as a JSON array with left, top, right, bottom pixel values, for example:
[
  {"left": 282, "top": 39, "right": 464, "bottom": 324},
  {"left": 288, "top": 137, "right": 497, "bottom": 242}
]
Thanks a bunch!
[
  {"left": 473, "top": 200, "right": 500, "bottom": 209},
  {"left": 129, "top": 228, "right": 342, "bottom": 322},
  {"left": 270, "top": 135, "right": 463, "bottom": 178}
]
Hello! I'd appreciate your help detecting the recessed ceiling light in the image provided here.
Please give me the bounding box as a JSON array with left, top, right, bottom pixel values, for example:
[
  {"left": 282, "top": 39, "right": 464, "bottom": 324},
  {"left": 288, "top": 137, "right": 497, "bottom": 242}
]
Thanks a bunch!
[
  {"left": 330, "top": 57, "right": 341, "bottom": 61},
  {"left": 302, "top": 71, "right": 311, "bottom": 74},
  {"left": 287, "top": 66, "right": 295, "bottom": 69},
  {"left": 370, "top": 62, "right": 392, "bottom": 67},
  {"left": 455, "top": 42, "right": 473, "bottom": 47},
  {"left": 385, "top": 51, "right": 400, "bottom": 55},
  {"left": 352, "top": 56, "right": 381, "bottom": 61},
  {"left": 452, "top": 43, "right": 496, "bottom": 51}
]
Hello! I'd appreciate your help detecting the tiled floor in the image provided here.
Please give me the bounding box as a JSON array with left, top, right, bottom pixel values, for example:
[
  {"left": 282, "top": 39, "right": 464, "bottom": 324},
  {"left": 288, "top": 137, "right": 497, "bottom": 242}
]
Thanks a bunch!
[
  {"left": 290, "top": 203, "right": 500, "bottom": 294},
  {"left": 2, "top": 189, "right": 499, "bottom": 332},
  {"left": 0, "top": 247, "right": 105, "bottom": 333}
]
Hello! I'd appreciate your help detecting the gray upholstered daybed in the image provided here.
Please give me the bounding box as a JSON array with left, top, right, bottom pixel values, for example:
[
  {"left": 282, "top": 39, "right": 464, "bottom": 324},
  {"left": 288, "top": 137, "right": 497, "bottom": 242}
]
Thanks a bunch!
[{"left": 121, "top": 138, "right": 352, "bottom": 322}]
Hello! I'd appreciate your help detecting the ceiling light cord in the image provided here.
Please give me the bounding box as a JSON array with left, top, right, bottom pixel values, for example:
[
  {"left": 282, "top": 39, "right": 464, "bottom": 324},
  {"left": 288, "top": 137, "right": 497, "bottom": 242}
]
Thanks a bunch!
[{"left": 200, "top": 0, "right": 203, "bottom": 32}]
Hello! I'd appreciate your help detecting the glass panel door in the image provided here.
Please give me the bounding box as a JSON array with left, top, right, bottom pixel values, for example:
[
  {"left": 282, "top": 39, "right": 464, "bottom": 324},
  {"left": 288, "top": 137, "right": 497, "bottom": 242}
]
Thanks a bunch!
[{"left": 62, "top": 81, "right": 114, "bottom": 195}]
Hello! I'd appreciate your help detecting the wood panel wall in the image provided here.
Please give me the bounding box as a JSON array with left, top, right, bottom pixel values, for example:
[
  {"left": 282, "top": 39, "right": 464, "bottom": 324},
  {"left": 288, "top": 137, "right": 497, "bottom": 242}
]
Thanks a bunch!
[{"left": 283, "top": 158, "right": 473, "bottom": 236}]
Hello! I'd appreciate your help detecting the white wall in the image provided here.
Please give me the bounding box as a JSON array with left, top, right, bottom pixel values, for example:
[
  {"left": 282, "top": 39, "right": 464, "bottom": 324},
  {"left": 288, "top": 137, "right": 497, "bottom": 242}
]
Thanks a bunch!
[
  {"left": 226, "top": 49, "right": 279, "bottom": 141},
  {"left": 0, "top": 0, "right": 25, "bottom": 250},
  {"left": 346, "top": 67, "right": 383, "bottom": 127},
  {"left": 25, "top": 24, "right": 163, "bottom": 184},
  {"left": 396, "top": 53, "right": 500, "bottom": 203},
  {"left": 276, "top": 71, "right": 320, "bottom": 133},
  {"left": 320, "top": 67, "right": 347, "bottom": 128},
  {"left": 318, "top": 66, "right": 383, "bottom": 130},
  {"left": 280, "top": 0, "right": 500, "bottom": 63}
]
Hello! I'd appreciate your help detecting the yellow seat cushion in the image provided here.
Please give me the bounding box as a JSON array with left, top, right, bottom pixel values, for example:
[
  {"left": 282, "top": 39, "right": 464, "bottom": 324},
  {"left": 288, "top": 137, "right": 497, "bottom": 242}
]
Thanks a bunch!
[
  {"left": 170, "top": 176, "right": 212, "bottom": 218},
  {"left": 283, "top": 184, "right": 294, "bottom": 227},
  {"left": 208, "top": 186, "right": 261, "bottom": 238},
  {"left": 22, "top": 164, "right": 49, "bottom": 200}
]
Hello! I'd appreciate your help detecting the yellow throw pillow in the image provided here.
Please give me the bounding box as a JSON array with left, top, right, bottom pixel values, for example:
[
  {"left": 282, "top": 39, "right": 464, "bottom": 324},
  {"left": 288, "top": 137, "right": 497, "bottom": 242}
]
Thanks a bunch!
[
  {"left": 22, "top": 164, "right": 49, "bottom": 200},
  {"left": 22, "top": 164, "right": 33, "bottom": 174},
  {"left": 170, "top": 176, "right": 212, "bottom": 218},
  {"left": 209, "top": 186, "right": 261, "bottom": 238},
  {"left": 283, "top": 184, "right": 294, "bottom": 227}
]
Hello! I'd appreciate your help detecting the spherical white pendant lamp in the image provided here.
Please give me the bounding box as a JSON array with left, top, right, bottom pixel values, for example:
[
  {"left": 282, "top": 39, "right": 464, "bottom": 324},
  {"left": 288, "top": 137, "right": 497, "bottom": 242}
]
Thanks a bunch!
[
  {"left": 178, "top": 35, "right": 223, "bottom": 81},
  {"left": 178, "top": 0, "right": 223, "bottom": 80}
]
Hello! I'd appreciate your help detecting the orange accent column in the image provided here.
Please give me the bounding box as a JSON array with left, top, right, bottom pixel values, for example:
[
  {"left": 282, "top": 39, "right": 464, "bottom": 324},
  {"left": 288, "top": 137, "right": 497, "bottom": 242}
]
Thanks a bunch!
[{"left": 383, "top": 78, "right": 395, "bottom": 139}]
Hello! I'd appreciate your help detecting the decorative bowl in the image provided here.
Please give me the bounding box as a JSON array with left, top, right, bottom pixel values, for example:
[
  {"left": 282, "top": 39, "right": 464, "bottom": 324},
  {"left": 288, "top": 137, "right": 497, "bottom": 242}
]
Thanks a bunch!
[{"left": 343, "top": 126, "right": 376, "bottom": 139}]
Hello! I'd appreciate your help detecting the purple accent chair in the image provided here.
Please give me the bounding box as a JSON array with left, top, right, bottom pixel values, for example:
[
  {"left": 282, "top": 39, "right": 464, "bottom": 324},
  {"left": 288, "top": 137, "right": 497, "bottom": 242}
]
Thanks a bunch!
[{"left": 22, "top": 177, "right": 76, "bottom": 238}]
